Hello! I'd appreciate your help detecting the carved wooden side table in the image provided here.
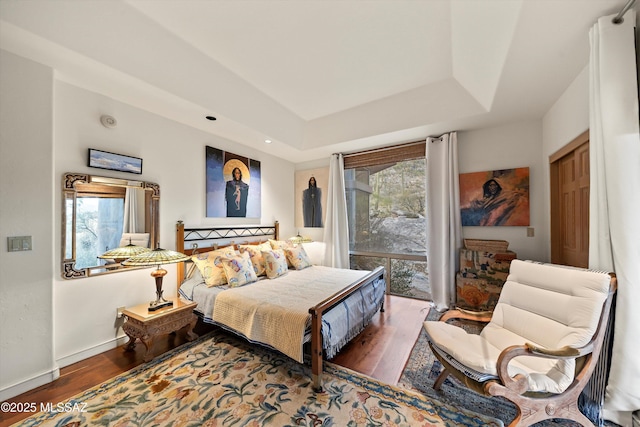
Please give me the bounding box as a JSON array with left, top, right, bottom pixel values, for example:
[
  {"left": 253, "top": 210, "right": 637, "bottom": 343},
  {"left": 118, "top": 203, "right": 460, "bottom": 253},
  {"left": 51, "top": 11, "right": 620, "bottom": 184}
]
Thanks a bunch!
[{"left": 122, "top": 298, "right": 198, "bottom": 361}]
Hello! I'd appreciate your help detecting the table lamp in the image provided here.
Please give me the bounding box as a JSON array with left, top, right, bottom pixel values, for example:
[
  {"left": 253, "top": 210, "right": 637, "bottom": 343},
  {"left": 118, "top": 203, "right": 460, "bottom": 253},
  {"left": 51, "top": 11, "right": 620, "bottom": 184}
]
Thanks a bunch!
[
  {"left": 98, "top": 239, "right": 151, "bottom": 264},
  {"left": 122, "top": 246, "right": 190, "bottom": 311},
  {"left": 289, "top": 231, "right": 313, "bottom": 245}
]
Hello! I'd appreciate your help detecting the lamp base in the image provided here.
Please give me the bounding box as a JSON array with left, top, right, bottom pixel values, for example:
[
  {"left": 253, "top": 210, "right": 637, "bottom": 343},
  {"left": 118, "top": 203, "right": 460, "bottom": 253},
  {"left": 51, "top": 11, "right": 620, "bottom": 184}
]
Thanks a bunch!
[
  {"left": 148, "top": 299, "right": 173, "bottom": 311},
  {"left": 148, "top": 268, "right": 172, "bottom": 311}
]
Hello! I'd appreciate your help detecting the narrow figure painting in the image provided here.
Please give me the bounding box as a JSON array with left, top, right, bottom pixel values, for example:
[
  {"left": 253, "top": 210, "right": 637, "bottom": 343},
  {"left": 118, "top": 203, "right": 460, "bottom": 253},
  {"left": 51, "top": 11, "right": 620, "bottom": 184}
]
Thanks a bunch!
[
  {"left": 295, "top": 167, "right": 329, "bottom": 228},
  {"left": 206, "top": 146, "right": 261, "bottom": 218},
  {"left": 459, "top": 167, "right": 530, "bottom": 226}
]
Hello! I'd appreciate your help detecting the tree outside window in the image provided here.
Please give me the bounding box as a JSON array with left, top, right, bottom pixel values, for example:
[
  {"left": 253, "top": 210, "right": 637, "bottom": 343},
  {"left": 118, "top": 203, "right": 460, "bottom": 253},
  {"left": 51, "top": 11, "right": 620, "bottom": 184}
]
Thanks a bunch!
[{"left": 345, "top": 146, "right": 429, "bottom": 300}]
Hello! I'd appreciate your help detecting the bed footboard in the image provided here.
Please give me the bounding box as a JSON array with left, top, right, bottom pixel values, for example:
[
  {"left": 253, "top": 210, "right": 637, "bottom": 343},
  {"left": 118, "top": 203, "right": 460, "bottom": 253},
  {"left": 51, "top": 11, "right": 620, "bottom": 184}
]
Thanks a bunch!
[{"left": 309, "top": 266, "right": 385, "bottom": 392}]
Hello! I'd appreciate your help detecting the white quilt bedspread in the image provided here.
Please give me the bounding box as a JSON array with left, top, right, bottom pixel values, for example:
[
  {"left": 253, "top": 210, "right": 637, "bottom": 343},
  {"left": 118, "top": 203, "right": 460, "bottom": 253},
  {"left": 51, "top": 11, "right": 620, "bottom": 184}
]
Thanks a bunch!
[{"left": 212, "top": 266, "right": 370, "bottom": 362}]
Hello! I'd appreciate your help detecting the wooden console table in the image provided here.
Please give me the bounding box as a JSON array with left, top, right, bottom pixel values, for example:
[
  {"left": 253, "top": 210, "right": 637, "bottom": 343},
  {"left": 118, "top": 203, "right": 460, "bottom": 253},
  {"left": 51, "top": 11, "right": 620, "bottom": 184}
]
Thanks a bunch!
[{"left": 122, "top": 298, "right": 198, "bottom": 361}]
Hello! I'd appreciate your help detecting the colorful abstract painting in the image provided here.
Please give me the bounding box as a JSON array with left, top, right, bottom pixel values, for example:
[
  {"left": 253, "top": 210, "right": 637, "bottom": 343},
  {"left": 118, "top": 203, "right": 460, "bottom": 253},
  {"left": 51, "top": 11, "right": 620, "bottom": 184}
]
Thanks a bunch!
[
  {"left": 459, "top": 167, "right": 530, "bottom": 226},
  {"left": 206, "top": 146, "right": 261, "bottom": 218}
]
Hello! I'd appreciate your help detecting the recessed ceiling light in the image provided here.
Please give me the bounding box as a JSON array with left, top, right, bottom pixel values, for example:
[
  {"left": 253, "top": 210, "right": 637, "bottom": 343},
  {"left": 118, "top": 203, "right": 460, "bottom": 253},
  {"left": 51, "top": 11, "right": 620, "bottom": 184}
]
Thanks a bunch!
[
  {"left": 205, "top": 116, "right": 217, "bottom": 121},
  {"left": 264, "top": 139, "right": 272, "bottom": 144}
]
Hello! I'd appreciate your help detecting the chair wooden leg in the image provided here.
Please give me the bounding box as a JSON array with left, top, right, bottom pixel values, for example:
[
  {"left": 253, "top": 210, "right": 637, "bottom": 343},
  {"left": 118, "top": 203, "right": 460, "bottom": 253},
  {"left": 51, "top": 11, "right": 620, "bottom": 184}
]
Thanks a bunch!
[
  {"left": 505, "top": 406, "right": 595, "bottom": 427},
  {"left": 488, "top": 381, "right": 596, "bottom": 427},
  {"left": 433, "top": 367, "right": 450, "bottom": 390}
]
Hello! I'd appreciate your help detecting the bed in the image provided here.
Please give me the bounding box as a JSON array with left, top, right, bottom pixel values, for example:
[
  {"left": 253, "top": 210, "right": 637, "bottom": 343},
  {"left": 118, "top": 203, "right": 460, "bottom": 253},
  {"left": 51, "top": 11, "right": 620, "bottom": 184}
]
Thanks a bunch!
[{"left": 175, "top": 221, "right": 386, "bottom": 390}]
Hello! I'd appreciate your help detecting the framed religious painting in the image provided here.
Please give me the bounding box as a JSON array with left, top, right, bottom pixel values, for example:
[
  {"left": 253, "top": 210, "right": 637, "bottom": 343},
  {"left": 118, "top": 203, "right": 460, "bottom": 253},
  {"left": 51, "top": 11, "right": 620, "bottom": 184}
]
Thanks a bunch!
[
  {"left": 205, "top": 146, "right": 261, "bottom": 218},
  {"left": 295, "top": 167, "right": 329, "bottom": 228},
  {"left": 459, "top": 167, "right": 530, "bottom": 226}
]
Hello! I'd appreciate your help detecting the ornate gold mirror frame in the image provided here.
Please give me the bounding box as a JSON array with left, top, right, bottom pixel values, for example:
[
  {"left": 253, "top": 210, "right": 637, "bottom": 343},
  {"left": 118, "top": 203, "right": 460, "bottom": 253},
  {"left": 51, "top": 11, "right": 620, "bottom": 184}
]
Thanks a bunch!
[{"left": 61, "top": 172, "right": 160, "bottom": 279}]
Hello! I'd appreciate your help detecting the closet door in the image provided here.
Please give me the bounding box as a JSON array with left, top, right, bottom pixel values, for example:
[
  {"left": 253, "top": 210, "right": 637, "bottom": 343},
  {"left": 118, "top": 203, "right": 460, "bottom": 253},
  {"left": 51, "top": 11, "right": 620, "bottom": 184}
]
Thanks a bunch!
[{"left": 550, "top": 131, "right": 589, "bottom": 267}]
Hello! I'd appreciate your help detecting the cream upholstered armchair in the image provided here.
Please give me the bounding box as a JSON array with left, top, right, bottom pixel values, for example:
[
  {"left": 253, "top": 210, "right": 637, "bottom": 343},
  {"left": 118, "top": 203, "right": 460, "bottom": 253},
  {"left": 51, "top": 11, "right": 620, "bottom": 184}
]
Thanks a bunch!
[
  {"left": 423, "top": 259, "right": 616, "bottom": 427},
  {"left": 119, "top": 232, "right": 150, "bottom": 248}
]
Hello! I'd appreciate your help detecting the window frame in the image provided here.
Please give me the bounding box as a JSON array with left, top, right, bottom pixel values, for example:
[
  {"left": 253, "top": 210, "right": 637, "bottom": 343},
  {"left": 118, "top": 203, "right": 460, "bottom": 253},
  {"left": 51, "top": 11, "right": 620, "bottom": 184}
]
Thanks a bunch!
[{"left": 344, "top": 141, "right": 429, "bottom": 300}]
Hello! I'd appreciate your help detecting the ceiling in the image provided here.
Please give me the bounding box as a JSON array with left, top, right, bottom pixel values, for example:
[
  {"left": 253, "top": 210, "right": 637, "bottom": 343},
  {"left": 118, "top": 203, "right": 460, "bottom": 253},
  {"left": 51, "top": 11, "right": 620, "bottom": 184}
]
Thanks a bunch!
[{"left": 0, "top": 0, "right": 628, "bottom": 163}]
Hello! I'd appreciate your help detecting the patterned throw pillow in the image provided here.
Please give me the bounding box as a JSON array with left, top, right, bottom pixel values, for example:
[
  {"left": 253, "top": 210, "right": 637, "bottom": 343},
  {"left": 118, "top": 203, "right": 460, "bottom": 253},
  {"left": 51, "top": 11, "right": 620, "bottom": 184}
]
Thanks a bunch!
[
  {"left": 191, "top": 246, "right": 237, "bottom": 287},
  {"left": 268, "top": 239, "right": 291, "bottom": 250},
  {"left": 218, "top": 251, "right": 258, "bottom": 288},
  {"left": 261, "top": 249, "right": 289, "bottom": 279},
  {"left": 268, "top": 239, "right": 293, "bottom": 267},
  {"left": 284, "top": 245, "right": 312, "bottom": 270},
  {"left": 238, "top": 242, "right": 272, "bottom": 276}
]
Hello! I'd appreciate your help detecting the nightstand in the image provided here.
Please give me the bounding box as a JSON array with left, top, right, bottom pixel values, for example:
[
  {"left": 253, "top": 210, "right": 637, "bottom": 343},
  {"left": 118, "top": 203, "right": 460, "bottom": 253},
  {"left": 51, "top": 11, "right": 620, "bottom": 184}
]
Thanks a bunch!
[{"left": 122, "top": 298, "right": 198, "bottom": 361}]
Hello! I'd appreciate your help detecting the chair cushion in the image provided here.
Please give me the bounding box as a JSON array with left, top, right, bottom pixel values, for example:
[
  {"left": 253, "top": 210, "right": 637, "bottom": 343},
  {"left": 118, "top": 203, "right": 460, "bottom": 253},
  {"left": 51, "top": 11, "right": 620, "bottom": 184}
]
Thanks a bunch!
[
  {"left": 424, "top": 320, "right": 573, "bottom": 393},
  {"left": 119, "top": 232, "right": 150, "bottom": 248},
  {"left": 424, "top": 260, "right": 611, "bottom": 393}
]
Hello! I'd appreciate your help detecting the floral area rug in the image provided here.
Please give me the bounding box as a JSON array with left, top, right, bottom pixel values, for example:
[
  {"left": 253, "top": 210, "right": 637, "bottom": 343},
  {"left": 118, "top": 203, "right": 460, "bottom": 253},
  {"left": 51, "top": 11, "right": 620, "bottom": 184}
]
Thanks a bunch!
[
  {"left": 398, "top": 311, "right": 620, "bottom": 427},
  {"left": 15, "top": 330, "right": 503, "bottom": 427}
]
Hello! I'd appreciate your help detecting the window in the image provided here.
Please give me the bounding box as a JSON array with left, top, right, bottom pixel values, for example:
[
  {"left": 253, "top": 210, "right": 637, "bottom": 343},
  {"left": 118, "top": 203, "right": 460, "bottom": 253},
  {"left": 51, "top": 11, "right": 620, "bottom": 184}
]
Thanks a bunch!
[
  {"left": 74, "top": 184, "right": 126, "bottom": 269},
  {"left": 344, "top": 142, "right": 429, "bottom": 300}
]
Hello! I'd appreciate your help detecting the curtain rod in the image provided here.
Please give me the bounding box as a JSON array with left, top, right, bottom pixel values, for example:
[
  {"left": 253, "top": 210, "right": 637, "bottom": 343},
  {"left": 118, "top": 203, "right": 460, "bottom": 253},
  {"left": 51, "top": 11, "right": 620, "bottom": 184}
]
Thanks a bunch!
[
  {"left": 613, "top": 0, "right": 636, "bottom": 24},
  {"left": 340, "top": 131, "right": 453, "bottom": 157}
]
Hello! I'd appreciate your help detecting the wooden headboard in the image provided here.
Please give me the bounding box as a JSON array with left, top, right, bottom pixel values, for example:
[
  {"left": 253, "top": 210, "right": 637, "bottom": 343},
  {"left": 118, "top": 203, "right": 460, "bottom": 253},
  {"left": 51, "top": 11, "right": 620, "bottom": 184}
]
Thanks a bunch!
[{"left": 175, "top": 220, "right": 279, "bottom": 289}]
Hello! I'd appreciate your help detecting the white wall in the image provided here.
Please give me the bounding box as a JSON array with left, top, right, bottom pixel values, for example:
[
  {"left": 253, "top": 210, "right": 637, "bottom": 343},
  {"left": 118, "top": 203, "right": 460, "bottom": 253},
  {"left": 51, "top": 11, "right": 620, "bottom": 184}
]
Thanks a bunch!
[
  {"left": 0, "top": 48, "right": 295, "bottom": 399},
  {"left": 53, "top": 81, "right": 296, "bottom": 366},
  {"left": 0, "top": 51, "right": 57, "bottom": 400},
  {"left": 297, "top": 123, "right": 547, "bottom": 261},
  {"left": 458, "top": 120, "right": 546, "bottom": 262},
  {"left": 541, "top": 66, "right": 590, "bottom": 260}
]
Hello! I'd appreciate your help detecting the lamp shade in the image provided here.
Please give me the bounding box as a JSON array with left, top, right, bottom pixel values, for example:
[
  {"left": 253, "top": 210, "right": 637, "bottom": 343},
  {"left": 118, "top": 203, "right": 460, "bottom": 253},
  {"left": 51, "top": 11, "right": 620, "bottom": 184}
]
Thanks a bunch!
[
  {"left": 289, "top": 233, "right": 313, "bottom": 245},
  {"left": 122, "top": 247, "right": 190, "bottom": 266},
  {"left": 98, "top": 243, "right": 151, "bottom": 260}
]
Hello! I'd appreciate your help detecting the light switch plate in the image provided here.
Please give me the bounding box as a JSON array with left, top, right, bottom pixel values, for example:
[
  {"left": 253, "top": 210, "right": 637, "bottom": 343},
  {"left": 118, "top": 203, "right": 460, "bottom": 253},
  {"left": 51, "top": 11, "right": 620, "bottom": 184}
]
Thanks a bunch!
[{"left": 7, "top": 236, "right": 32, "bottom": 251}]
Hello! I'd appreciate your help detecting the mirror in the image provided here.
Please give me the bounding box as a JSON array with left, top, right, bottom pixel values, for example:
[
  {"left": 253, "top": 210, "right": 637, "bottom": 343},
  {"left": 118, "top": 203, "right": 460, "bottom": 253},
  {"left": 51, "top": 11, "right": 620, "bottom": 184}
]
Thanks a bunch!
[{"left": 62, "top": 172, "right": 160, "bottom": 279}]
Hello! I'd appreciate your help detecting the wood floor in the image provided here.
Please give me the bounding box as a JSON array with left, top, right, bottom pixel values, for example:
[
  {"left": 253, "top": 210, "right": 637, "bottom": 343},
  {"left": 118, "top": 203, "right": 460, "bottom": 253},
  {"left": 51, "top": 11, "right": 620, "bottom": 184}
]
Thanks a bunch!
[{"left": 0, "top": 295, "right": 430, "bottom": 426}]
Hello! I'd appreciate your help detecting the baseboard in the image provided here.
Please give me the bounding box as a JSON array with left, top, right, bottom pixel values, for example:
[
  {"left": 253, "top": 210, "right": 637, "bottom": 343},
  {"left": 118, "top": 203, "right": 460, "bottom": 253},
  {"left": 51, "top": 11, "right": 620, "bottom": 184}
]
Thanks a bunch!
[
  {"left": 56, "top": 335, "right": 129, "bottom": 368},
  {"left": 0, "top": 367, "right": 60, "bottom": 402},
  {"left": 0, "top": 336, "right": 130, "bottom": 402}
]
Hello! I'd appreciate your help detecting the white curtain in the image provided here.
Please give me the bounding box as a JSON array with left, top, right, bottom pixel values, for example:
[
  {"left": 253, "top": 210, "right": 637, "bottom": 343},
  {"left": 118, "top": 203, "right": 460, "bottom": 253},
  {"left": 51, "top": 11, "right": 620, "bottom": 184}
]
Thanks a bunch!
[
  {"left": 426, "top": 132, "right": 463, "bottom": 311},
  {"left": 589, "top": 13, "right": 640, "bottom": 427},
  {"left": 323, "top": 153, "right": 350, "bottom": 268},
  {"left": 123, "top": 186, "right": 139, "bottom": 234}
]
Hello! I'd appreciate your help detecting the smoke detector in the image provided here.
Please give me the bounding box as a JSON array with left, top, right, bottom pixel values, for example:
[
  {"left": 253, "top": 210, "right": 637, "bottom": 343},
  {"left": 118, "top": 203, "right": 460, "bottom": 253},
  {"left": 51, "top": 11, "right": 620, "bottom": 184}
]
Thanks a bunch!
[{"left": 100, "top": 115, "right": 117, "bottom": 128}]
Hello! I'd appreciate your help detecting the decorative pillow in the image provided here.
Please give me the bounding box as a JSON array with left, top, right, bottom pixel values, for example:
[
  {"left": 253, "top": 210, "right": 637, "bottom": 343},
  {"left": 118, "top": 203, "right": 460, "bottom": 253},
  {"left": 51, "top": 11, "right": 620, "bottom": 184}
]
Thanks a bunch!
[
  {"left": 269, "top": 239, "right": 292, "bottom": 250},
  {"left": 284, "top": 244, "right": 312, "bottom": 270},
  {"left": 218, "top": 251, "right": 258, "bottom": 288},
  {"left": 262, "top": 249, "right": 289, "bottom": 279},
  {"left": 191, "top": 246, "right": 237, "bottom": 287},
  {"left": 269, "top": 239, "right": 293, "bottom": 267},
  {"left": 238, "top": 242, "right": 272, "bottom": 276}
]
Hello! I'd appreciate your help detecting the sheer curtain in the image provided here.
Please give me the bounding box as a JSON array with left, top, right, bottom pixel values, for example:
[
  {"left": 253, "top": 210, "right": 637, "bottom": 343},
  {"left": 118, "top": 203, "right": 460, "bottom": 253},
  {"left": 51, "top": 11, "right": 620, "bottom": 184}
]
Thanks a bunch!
[
  {"left": 123, "top": 186, "right": 139, "bottom": 233},
  {"left": 425, "top": 132, "right": 463, "bottom": 311},
  {"left": 323, "top": 153, "right": 350, "bottom": 268},
  {"left": 589, "top": 13, "right": 640, "bottom": 427}
]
